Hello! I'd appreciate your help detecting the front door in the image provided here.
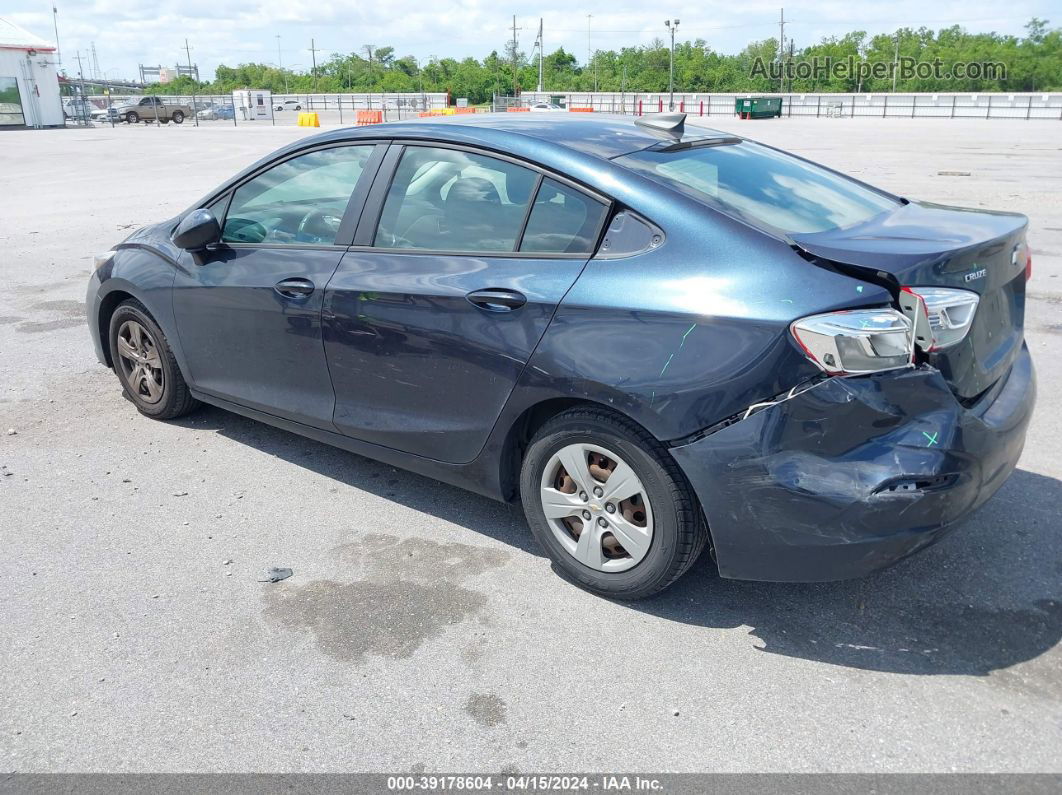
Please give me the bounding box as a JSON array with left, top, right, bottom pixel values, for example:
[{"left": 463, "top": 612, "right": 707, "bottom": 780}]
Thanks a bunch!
[
  {"left": 172, "top": 143, "right": 383, "bottom": 429},
  {"left": 323, "top": 144, "right": 610, "bottom": 463}
]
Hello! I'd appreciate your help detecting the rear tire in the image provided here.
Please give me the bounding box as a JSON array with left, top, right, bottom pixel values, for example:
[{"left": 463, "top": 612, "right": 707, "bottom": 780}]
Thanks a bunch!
[
  {"left": 107, "top": 299, "right": 200, "bottom": 420},
  {"left": 520, "top": 407, "right": 707, "bottom": 600},
  {"left": 172, "top": 111, "right": 184, "bottom": 124}
]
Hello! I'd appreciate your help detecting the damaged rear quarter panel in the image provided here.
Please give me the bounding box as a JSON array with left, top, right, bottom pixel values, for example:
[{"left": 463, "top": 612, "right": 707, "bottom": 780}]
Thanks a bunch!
[
  {"left": 512, "top": 195, "right": 893, "bottom": 443},
  {"left": 671, "top": 349, "right": 1035, "bottom": 582}
]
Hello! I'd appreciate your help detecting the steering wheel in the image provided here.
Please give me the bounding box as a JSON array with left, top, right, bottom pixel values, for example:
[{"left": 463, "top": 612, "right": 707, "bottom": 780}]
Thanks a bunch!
[{"left": 296, "top": 208, "right": 343, "bottom": 244}]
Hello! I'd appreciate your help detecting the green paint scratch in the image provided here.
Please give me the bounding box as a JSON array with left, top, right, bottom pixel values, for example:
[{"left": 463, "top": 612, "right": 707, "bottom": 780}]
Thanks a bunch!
[
  {"left": 679, "top": 323, "right": 697, "bottom": 347},
  {"left": 659, "top": 353, "right": 675, "bottom": 377},
  {"left": 856, "top": 285, "right": 864, "bottom": 293},
  {"left": 922, "top": 431, "right": 939, "bottom": 446},
  {"left": 780, "top": 298, "right": 794, "bottom": 304}
]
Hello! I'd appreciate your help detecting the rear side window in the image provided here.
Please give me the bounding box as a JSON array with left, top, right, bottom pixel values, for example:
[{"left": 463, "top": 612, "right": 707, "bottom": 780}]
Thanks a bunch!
[
  {"left": 615, "top": 140, "right": 899, "bottom": 235},
  {"left": 520, "top": 178, "right": 608, "bottom": 254},
  {"left": 374, "top": 146, "right": 538, "bottom": 252}
]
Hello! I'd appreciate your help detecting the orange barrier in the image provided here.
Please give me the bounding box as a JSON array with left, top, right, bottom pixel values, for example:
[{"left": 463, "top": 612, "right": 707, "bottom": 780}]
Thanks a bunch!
[
  {"left": 355, "top": 110, "right": 383, "bottom": 125},
  {"left": 418, "top": 111, "right": 434, "bottom": 118},
  {"left": 568, "top": 106, "right": 594, "bottom": 112},
  {"left": 454, "top": 107, "right": 477, "bottom": 114},
  {"left": 507, "top": 106, "right": 531, "bottom": 112}
]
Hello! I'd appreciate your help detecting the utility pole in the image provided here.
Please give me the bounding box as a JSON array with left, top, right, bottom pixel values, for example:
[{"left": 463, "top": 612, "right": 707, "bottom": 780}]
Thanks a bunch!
[
  {"left": 74, "top": 50, "right": 88, "bottom": 124},
  {"left": 587, "top": 14, "right": 593, "bottom": 90},
  {"left": 665, "top": 19, "right": 680, "bottom": 111},
  {"left": 364, "top": 44, "right": 374, "bottom": 85},
  {"left": 892, "top": 33, "right": 900, "bottom": 92},
  {"left": 276, "top": 35, "right": 290, "bottom": 94},
  {"left": 787, "top": 38, "right": 794, "bottom": 93},
  {"left": 52, "top": 5, "right": 61, "bottom": 67},
  {"left": 90, "top": 41, "right": 100, "bottom": 79},
  {"left": 510, "top": 15, "right": 521, "bottom": 96},
  {"left": 778, "top": 8, "right": 787, "bottom": 92},
  {"left": 537, "top": 18, "right": 544, "bottom": 93},
  {"left": 309, "top": 38, "right": 320, "bottom": 94},
  {"left": 184, "top": 38, "right": 198, "bottom": 126}
]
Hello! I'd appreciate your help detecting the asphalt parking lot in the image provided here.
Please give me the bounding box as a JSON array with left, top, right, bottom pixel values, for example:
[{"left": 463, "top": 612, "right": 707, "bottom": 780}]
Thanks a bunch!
[{"left": 1, "top": 116, "right": 1060, "bottom": 773}]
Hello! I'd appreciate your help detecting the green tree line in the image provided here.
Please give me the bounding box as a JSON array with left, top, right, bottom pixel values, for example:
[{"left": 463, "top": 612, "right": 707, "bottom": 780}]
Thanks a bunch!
[{"left": 151, "top": 19, "right": 1061, "bottom": 102}]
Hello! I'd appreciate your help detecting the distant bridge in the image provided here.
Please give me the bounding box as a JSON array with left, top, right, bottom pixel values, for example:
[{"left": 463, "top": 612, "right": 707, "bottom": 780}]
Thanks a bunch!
[{"left": 58, "top": 75, "right": 145, "bottom": 93}]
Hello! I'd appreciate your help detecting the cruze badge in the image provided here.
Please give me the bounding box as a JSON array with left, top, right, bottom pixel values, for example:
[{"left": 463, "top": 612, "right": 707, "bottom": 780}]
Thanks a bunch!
[{"left": 964, "top": 268, "right": 987, "bottom": 283}]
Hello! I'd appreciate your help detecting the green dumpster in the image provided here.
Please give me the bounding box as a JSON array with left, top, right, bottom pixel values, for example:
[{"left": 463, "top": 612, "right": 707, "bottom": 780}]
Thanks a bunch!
[{"left": 735, "top": 96, "right": 783, "bottom": 119}]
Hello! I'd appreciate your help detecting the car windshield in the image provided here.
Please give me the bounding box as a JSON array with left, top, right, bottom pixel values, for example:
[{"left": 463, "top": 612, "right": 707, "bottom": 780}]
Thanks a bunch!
[{"left": 614, "top": 140, "right": 900, "bottom": 235}]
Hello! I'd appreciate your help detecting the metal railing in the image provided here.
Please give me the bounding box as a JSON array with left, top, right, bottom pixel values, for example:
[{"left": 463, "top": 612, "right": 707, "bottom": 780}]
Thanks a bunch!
[{"left": 511, "top": 91, "right": 1062, "bottom": 120}]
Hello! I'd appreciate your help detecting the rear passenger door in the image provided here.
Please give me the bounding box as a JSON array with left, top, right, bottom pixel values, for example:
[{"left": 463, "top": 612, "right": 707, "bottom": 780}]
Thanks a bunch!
[{"left": 323, "top": 143, "right": 610, "bottom": 464}]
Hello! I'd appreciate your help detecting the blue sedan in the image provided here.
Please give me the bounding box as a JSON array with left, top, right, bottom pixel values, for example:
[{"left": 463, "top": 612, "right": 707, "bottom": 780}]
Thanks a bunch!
[{"left": 86, "top": 113, "right": 1035, "bottom": 598}]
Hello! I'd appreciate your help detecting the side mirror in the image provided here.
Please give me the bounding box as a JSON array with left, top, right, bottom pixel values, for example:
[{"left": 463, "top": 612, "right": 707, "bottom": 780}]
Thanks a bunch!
[{"left": 172, "top": 208, "right": 221, "bottom": 251}]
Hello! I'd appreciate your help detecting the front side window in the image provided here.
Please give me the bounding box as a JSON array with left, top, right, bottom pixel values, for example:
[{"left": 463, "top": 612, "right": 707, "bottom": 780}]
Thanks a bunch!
[
  {"left": 374, "top": 146, "right": 538, "bottom": 252},
  {"left": 222, "top": 146, "right": 374, "bottom": 245},
  {"left": 615, "top": 140, "right": 900, "bottom": 235}
]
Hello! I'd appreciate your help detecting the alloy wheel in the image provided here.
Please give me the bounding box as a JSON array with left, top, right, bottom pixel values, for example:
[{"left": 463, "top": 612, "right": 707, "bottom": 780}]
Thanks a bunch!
[
  {"left": 116, "top": 319, "right": 164, "bottom": 404},
  {"left": 539, "top": 443, "right": 654, "bottom": 573}
]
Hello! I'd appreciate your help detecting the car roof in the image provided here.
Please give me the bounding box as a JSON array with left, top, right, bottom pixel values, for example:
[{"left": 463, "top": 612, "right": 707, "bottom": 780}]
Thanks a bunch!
[{"left": 328, "top": 113, "right": 737, "bottom": 161}]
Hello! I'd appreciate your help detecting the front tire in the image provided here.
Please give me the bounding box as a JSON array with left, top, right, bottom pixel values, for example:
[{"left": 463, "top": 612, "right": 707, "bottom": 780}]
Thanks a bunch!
[
  {"left": 520, "top": 407, "right": 708, "bottom": 600},
  {"left": 125, "top": 111, "right": 139, "bottom": 124},
  {"left": 107, "top": 300, "right": 199, "bottom": 420}
]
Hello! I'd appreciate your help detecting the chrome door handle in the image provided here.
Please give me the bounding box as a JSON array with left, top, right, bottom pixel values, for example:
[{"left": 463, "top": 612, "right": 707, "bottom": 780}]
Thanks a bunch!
[
  {"left": 466, "top": 288, "right": 526, "bottom": 311},
  {"left": 274, "top": 278, "right": 315, "bottom": 298}
]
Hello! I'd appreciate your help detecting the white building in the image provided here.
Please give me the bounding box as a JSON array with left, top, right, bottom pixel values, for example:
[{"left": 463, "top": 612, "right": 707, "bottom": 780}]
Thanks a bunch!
[{"left": 0, "top": 17, "right": 63, "bottom": 128}]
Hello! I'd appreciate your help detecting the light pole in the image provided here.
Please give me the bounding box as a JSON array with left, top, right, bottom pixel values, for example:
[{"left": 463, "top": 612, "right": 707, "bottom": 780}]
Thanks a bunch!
[
  {"left": 665, "top": 19, "right": 680, "bottom": 111},
  {"left": 892, "top": 33, "right": 900, "bottom": 92},
  {"left": 52, "top": 5, "right": 61, "bottom": 67}
]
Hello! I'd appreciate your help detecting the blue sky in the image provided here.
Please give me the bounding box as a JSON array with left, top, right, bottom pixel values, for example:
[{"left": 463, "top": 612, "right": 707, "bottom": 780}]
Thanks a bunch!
[{"left": 4, "top": 1, "right": 1054, "bottom": 82}]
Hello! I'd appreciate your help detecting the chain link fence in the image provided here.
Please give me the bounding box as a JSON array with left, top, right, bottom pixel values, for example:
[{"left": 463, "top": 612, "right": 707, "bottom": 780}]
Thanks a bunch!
[{"left": 64, "top": 92, "right": 450, "bottom": 128}]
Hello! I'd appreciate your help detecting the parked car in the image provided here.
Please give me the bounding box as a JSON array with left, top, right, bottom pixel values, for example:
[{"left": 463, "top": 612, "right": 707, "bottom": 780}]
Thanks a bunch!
[
  {"left": 111, "top": 95, "right": 193, "bottom": 124},
  {"left": 86, "top": 113, "right": 1035, "bottom": 599},
  {"left": 63, "top": 99, "right": 109, "bottom": 121},
  {"left": 529, "top": 102, "right": 565, "bottom": 112},
  {"left": 197, "top": 104, "right": 235, "bottom": 121},
  {"left": 274, "top": 99, "right": 302, "bottom": 111}
]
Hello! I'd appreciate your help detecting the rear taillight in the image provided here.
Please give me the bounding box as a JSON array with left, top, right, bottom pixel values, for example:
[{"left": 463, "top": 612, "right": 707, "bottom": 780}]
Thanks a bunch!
[
  {"left": 791, "top": 309, "right": 914, "bottom": 375},
  {"left": 1013, "top": 239, "right": 1032, "bottom": 282},
  {"left": 898, "top": 287, "right": 979, "bottom": 352}
]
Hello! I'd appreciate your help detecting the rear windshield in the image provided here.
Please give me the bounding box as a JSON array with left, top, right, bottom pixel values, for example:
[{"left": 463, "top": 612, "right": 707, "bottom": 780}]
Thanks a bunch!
[{"left": 614, "top": 141, "right": 900, "bottom": 235}]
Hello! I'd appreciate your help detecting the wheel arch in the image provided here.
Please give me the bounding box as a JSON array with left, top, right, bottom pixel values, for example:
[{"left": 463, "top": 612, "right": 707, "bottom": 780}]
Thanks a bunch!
[
  {"left": 96, "top": 289, "right": 137, "bottom": 368},
  {"left": 495, "top": 395, "right": 715, "bottom": 560},
  {"left": 496, "top": 396, "right": 679, "bottom": 503}
]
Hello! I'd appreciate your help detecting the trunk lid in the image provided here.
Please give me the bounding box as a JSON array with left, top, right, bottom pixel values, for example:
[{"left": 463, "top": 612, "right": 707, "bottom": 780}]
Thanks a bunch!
[{"left": 791, "top": 200, "right": 1028, "bottom": 401}]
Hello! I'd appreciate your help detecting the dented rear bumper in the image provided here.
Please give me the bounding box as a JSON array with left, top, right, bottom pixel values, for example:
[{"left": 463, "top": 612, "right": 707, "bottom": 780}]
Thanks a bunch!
[{"left": 671, "top": 344, "right": 1035, "bottom": 582}]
